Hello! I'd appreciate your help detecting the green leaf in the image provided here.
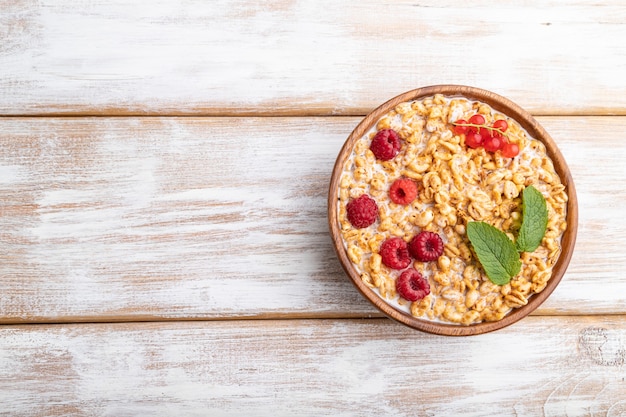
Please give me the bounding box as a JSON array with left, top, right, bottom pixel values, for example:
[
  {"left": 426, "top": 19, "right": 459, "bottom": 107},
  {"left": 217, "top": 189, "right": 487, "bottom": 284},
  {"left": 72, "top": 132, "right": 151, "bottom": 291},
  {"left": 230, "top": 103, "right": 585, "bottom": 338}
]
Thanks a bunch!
[
  {"left": 516, "top": 185, "right": 549, "bottom": 253},
  {"left": 467, "top": 221, "right": 522, "bottom": 285}
]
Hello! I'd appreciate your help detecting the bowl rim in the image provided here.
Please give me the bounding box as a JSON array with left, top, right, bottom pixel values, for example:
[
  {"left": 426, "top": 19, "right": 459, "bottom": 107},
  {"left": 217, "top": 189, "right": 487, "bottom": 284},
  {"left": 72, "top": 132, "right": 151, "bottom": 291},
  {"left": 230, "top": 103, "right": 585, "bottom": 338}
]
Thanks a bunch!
[{"left": 328, "top": 84, "right": 578, "bottom": 336}]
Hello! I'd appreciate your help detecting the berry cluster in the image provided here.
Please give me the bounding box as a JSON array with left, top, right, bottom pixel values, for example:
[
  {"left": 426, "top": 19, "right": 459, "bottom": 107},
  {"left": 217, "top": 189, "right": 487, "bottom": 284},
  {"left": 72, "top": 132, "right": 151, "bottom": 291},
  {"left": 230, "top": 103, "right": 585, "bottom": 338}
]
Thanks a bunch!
[
  {"left": 380, "top": 232, "right": 444, "bottom": 269},
  {"left": 379, "top": 231, "right": 444, "bottom": 302},
  {"left": 345, "top": 128, "right": 417, "bottom": 230},
  {"left": 345, "top": 176, "right": 417, "bottom": 229},
  {"left": 343, "top": 127, "right": 445, "bottom": 303},
  {"left": 452, "top": 114, "right": 520, "bottom": 158}
]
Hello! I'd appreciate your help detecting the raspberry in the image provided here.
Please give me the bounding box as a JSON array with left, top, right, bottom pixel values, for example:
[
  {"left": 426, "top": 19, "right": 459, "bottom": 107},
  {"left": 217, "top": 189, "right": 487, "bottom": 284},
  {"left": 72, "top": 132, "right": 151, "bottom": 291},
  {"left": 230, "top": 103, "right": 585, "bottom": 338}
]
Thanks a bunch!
[
  {"left": 408, "top": 231, "right": 444, "bottom": 262},
  {"left": 396, "top": 269, "right": 430, "bottom": 302},
  {"left": 389, "top": 178, "right": 418, "bottom": 205},
  {"left": 379, "top": 237, "right": 411, "bottom": 270},
  {"left": 346, "top": 194, "right": 378, "bottom": 228},
  {"left": 369, "top": 129, "right": 401, "bottom": 161}
]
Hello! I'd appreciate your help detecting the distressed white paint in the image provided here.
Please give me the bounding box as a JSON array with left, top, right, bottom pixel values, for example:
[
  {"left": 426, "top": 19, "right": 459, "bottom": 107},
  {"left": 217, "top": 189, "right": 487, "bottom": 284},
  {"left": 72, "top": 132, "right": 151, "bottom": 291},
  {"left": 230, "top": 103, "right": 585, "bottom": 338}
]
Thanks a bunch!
[
  {"left": 0, "top": 165, "right": 28, "bottom": 184},
  {"left": 0, "top": 117, "right": 363, "bottom": 321},
  {"left": 1, "top": 2, "right": 626, "bottom": 414},
  {"left": 1, "top": 317, "right": 625, "bottom": 416},
  {"left": 0, "top": 116, "right": 625, "bottom": 321},
  {"left": 1, "top": 1, "right": 626, "bottom": 115}
]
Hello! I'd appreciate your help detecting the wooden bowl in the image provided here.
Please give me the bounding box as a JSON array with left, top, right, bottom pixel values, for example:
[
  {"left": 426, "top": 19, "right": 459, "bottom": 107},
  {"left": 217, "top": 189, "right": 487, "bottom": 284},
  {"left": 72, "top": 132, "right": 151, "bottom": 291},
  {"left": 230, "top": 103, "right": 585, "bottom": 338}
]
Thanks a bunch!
[{"left": 328, "top": 85, "right": 578, "bottom": 336}]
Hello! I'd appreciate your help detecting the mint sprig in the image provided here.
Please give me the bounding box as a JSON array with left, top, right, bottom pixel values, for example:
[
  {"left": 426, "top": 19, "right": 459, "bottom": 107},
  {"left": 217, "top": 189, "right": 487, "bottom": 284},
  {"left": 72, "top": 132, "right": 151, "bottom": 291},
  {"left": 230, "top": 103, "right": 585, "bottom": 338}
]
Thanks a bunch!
[
  {"left": 516, "top": 186, "right": 549, "bottom": 253},
  {"left": 467, "top": 185, "right": 548, "bottom": 285},
  {"left": 467, "top": 222, "right": 521, "bottom": 285}
]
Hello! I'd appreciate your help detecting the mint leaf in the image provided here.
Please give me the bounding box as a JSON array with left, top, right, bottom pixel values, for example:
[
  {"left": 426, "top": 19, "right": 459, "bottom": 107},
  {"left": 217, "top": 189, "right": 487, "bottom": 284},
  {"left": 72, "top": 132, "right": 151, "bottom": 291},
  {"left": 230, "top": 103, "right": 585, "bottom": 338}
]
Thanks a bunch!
[
  {"left": 467, "top": 221, "right": 522, "bottom": 285},
  {"left": 516, "top": 185, "right": 549, "bottom": 253}
]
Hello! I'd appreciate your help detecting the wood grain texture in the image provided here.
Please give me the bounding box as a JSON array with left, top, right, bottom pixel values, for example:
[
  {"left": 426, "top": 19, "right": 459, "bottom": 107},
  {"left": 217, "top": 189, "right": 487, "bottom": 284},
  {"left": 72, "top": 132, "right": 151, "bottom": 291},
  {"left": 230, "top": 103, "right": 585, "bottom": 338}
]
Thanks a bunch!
[
  {"left": 2, "top": 2, "right": 624, "bottom": 413},
  {"left": 0, "top": 116, "right": 624, "bottom": 323},
  {"left": 2, "top": 317, "right": 626, "bottom": 416},
  {"left": 1, "top": 0, "right": 626, "bottom": 116}
]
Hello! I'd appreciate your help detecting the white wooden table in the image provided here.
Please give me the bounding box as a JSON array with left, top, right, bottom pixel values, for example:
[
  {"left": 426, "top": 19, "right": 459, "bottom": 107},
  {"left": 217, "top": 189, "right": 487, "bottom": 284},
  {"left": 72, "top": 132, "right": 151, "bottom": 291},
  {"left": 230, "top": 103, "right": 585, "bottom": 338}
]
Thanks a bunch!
[{"left": 2, "top": 1, "right": 626, "bottom": 415}]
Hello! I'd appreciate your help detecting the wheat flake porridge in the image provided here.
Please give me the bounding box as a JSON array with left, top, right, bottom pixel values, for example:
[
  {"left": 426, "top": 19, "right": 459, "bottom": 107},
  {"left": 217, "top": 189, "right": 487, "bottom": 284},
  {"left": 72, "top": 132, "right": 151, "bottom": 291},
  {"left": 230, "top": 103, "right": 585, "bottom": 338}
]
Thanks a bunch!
[{"left": 337, "top": 94, "right": 568, "bottom": 325}]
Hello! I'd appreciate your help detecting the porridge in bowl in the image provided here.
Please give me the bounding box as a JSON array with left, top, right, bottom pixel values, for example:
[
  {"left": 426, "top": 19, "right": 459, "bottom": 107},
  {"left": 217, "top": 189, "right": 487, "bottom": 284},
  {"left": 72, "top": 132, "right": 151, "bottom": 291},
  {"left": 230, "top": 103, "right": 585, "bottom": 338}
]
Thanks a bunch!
[{"left": 330, "top": 88, "right": 576, "bottom": 333}]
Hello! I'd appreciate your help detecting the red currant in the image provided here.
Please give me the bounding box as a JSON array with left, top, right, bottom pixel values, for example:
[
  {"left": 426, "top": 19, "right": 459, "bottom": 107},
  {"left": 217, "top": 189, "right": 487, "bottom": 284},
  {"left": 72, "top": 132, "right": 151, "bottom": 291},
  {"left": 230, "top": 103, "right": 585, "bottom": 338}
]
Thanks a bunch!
[
  {"left": 479, "top": 127, "right": 493, "bottom": 139},
  {"left": 483, "top": 135, "right": 503, "bottom": 152},
  {"left": 453, "top": 119, "right": 469, "bottom": 135},
  {"left": 468, "top": 114, "right": 486, "bottom": 126},
  {"left": 492, "top": 119, "right": 509, "bottom": 133},
  {"left": 501, "top": 142, "right": 520, "bottom": 158},
  {"left": 465, "top": 132, "right": 483, "bottom": 149}
]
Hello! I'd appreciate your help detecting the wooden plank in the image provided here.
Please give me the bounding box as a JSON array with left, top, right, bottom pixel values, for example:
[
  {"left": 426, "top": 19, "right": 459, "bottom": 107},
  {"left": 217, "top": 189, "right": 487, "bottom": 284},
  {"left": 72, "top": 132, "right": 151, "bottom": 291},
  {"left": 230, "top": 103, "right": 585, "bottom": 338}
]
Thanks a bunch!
[
  {"left": 1, "top": 316, "right": 626, "bottom": 416},
  {"left": 1, "top": 1, "right": 626, "bottom": 115},
  {"left": 0, "top": 116, "right": 625, "bottom": 322},
  {"left": 534, "top": 116, "right": 626, "bottom": 316}
]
